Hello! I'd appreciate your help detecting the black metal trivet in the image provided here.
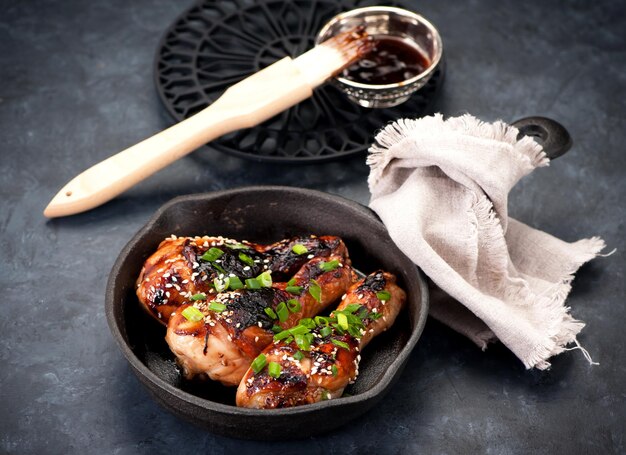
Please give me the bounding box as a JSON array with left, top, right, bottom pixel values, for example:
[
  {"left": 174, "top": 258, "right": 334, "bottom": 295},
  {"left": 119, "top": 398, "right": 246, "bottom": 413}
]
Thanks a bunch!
[{"left": 155, "top": 0, "right": 444, "bottom": 163}]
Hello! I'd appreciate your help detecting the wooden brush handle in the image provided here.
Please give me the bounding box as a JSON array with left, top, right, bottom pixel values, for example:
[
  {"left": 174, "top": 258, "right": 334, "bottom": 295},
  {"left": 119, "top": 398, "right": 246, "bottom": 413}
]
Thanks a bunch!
[{"left": 44, "top": 58, "right": 312, "bottom": 218}]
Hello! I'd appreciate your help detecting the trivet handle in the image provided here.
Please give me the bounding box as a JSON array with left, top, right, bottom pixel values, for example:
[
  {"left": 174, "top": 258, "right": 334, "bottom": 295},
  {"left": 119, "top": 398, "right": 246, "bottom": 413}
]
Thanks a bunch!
[{"left": 511, "top": 116, "right": 572, "bottom": 160}]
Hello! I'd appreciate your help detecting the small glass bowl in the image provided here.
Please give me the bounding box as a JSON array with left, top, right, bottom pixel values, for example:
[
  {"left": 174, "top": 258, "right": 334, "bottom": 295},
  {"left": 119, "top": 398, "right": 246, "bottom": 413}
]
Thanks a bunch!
[{"left": 316, "top": 6, "right": 443, "bottom": 108}]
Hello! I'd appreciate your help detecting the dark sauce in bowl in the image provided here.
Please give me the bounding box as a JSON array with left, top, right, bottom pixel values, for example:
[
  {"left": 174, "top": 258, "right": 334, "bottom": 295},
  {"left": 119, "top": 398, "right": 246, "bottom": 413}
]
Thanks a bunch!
[{"left": 341, "top": 35, "right": 431, "bottom": 85}]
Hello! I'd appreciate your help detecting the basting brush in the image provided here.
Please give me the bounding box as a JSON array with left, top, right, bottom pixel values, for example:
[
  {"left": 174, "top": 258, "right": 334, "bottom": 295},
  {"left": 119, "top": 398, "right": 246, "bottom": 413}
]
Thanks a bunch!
[{"left": 44, "top": 29, "right": 372, "bottom": 218}]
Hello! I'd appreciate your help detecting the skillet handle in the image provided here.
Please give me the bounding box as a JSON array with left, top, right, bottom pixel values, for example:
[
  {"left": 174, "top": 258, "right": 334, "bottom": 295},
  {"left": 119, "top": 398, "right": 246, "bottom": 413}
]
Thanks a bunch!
[{"left": 511, "top": 116, "right": 572, "bottom": 160}]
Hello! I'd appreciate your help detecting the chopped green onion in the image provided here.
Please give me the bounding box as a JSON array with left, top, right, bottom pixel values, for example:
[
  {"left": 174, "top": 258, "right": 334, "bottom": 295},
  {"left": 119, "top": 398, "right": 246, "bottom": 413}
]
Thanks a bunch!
[
  {"left": 228, "top": 276, "right": 244, "bottom": 290},
  {"left": 332, "top": 339, "right": 350, "bottom": 350},
  {"left": 319, "top": 259, "right": 340, "bottom": 272},
  {"left": 257, "top": 271, "right": 272, "bottom": 287},
  {"left": 315, "top": 316, "right": 331, "bottom": 326},
  {"left": 268, "top": 362, "right": 281, "bottom": 378},
  {"left": 209, "top": 301, "right": 226, "bottom": 312},
  {"left": 276, "top": 301, "right": 289, "bottom": 322},
  {"left": 376, "top": 291, "right": 391, "bottom": 301},
  {"left": 332, "top": 323, "right": 345, "bottom": 334},
  {"left": 287, "top": 278, "right": 297, "bottom": 286},
  {"left": 190, "top": 293, "right": 206, "bottom": 301},
  {"left": 212, "top": 263, "right": 226, "bottom": 274},
  {"left": 308, "top": 280, "right": 322, "bottom": 302},
  {"left": 238, "top": 252, "right": 255, "bottom": 266},
  {"left": 264, "top": 307, "right": 277, "bottom": 319},
  {"left": 181, "top": 306, "right": 204, "bottom": 322},
  {"left": 331, "top": 365, "right": 338, "bottom": 376},
  {"left": 292, "top": 244, "right": 308, "bottom": 255},
  {"left": 299, "top": 318, "right": 316, "bottom": 329},
  {"left": 357, "top": 307, "right": 369, "bottom": 320},
  {"left": 337, "top": 313, "right": 349, "bottom": 330},
  {"left": 369, "top": 312, "right": 383, "bottom": 320},
  {"left": 288, "top": 325, "right": 309, "bottom": 336},
  {"left": 293, "top": 350, "right": 304, "bottom": 361},
  {"left": 321, "top": 390, "right": 330, "bottom": 400},
  {"left": 348, "top": 325, "right": 362, "bottom": 338},
  {"left": 304, "top": 332, "right": 314, "bottom": 344},
  {"left": 251, "top": 354, "right": 267, "bottom": 373},
  {"left": 200, "top": 247, "right": 224, "bottom": 262},
  {"left": 213, "top": 276, "right": 230, "bottom": 292},
  {"left": 287, "top": 299, "right": 301, "bottom": 313},
  {"left": 224, "top": 242, "right": 249, "bottom": 250},
  {"left": 320, "top": 326, "right": 332, "bottom": 337},
  {"left": 343, "top": 303, "right": 362, "bottom": 314},
  {"left": 271, "top": 325, "right": 282, "bottom": 333},
  {"left": 245, "top": 278, "right": 261, "bottom": 289},
  {"left": 285, "top": 285, "right": 302, "bottom": 295},
  {"left": 294, "top": 333, "right": 310, "bottom": 351},
  {"left": 274, "top": 330, "right": 291, "bottom": 341}
]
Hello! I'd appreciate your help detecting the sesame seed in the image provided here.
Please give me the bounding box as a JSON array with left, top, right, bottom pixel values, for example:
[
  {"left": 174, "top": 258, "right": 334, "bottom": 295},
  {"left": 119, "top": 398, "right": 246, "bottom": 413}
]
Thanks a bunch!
[
  {"left": 341, "top": 295, "right": 346, "bottom": 300},
  {"left": 182, "top": 279, "right": 189, "bottom": 284},
  {"left": 171, "top": 276, "right": 177, "bottom": 282},
  {"left": 157, "top": 313, "right": 162, "bottom": 319},
  {"left": 243, "top": 266, "right": 250, "bottom": 271},
  {"left": 165, "top": 283, "right": 173, "bottom": 288},
  {"left": 254, "top": 336, "right": 259, "bottom": 342},
  {"left": 236, "top": 323, "right": 241, "bottom": 328},
  {"left": 163, "top": 273, "right": 170, "bottom": 278},
  {"left": 358, "top": 294, "right": 363, "bottom": 299},
  {"left": 307, "top": 254, "right": 314, "bottom": 259},
  {"left": 203, "top": 242, "right": 209, "bottom": 247},
  {"left": 165, "top": 291, "right": 171, "bottom": 297},
  {"left": 227, "top": 335, "right": 232, "bottom": 341},
  {"left": 257, "top": 322, "right": 262, "bottom": 327}
]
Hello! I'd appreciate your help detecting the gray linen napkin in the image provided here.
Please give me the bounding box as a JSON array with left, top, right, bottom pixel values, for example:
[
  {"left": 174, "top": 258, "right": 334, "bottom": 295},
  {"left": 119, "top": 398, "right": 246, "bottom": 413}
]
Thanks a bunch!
[{"left": 367, "top": 114, "right": 607, "bottom": 369}]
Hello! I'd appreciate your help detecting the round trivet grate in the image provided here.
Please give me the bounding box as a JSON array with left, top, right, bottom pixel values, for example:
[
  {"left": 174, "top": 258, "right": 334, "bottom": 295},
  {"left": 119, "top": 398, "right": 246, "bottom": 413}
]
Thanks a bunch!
[{"left": 154, "top": 0, "right": 444, "bottom": 163}]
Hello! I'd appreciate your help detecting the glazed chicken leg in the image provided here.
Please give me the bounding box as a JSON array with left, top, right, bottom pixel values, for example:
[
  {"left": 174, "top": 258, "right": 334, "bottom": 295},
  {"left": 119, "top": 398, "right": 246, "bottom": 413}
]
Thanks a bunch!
[
  {"left": 166, "top": 255, "right": 356, "bottom": 386},
  {"left": 137, "top": 235, "right": 349, "bottom": 324},
  {"left": 236, "top": 271, "right": 406, "bottom": 408}
]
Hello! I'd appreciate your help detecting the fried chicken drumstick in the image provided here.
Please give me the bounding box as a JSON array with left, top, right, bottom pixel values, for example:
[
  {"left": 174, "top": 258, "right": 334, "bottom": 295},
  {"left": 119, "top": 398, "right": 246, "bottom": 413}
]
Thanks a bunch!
[
  {"left": 236, "top": 271, "right": 406, "bottom": 408},
  {"left": 136, "top": 235, "right": 349, "bottom": 324}
]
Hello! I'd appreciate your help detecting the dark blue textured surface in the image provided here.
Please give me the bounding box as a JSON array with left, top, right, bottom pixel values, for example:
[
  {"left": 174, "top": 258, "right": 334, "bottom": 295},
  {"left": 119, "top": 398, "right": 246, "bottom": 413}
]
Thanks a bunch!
[{"left": 0, "top": 0, "right": 624, "bottom": 453}]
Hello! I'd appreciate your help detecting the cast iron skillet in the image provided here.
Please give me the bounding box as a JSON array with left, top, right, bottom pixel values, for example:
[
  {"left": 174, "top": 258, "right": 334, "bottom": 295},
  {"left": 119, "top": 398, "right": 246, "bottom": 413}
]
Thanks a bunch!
[
  {"left": 105, "top": 116, "right": 570, "bottom": 439},
  {"left": 105, "top": 186, "right": 430, "bottom": 440}
]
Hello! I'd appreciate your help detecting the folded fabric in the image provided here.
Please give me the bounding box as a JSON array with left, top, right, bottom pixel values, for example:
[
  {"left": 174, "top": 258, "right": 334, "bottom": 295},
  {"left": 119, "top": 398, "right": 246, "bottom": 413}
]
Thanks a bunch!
[{"left": 367, "top": 114, "right": 606, "bottom": 369}]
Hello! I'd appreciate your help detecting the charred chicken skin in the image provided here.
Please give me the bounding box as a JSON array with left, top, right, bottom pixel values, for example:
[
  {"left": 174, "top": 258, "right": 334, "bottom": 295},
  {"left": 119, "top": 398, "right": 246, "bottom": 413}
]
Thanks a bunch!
[
  {"left": 165, "top": 254, "right": 356, "bottom": 386},
  {"left": 236, "top": 271, "right": 406, "bottom": 408},
  {"left": 137, "top": 235, "right": 349, "bottom": 324}
]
